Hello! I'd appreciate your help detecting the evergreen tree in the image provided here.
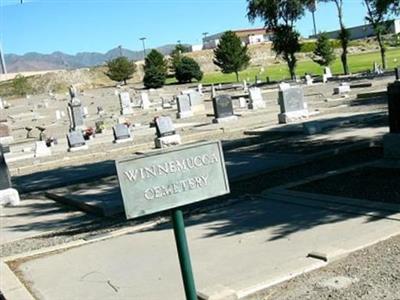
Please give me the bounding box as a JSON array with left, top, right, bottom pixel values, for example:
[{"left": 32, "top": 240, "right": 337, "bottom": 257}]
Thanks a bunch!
[
  {"left": 105, "top": 56, "right": 136, "bottom": 85},
  {"left": 213, "top": 31, "right": 250, "bottom": 82},
  {"left": 175, "top": 57, "right": 203, "bottom": 83},
  {"left": 143, "top": 49, "right": 168, "bottom": 88},
  {"left": 312, "top": 32, "right": 336, "bottom": 66}
]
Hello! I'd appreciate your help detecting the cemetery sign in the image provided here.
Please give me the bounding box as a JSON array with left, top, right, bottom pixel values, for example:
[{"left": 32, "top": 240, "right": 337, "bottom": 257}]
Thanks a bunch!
[{"left": 116, "top": 141, "right": 229, "bottom": 219}]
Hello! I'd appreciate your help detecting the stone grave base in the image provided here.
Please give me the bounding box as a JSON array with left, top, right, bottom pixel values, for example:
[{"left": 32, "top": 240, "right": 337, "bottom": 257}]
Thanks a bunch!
[
  {"left": 154, "top": 134, "right": 182, "bottom": 148},
  {"left": 384, "top": 133, "right": 400, "bottom": 159},
  {"left": 212, "top": 115, "right": 239, "bottom": 124},
  {"left": 114, "top": 137, "right": 133, "bottom": 144},
  {"left": 278, "top": 110, "right": 309, "bottom": 124},
  {"left": 68, "top": 145, "right": 89, "bottom": 152},
  {"left": 177, "top": 111, "right": 194, "bottom": 119},
  {"left": 34, "top": 141, "right": 52, "bottom": 158},
  {"left": 248, "top": 101, "right": 266, "bottom": 110},
  {"left": 0, "top": 136, "right": 14, "bottom": 145},
  {"left": 191, "top": 104, "right": 206, "bottom": 113},
  {"left": 0, "top": 188, "right": 20, "bottom": 207},
  {"left": 121, "top": 108, "right": 134, "bottom": 115}
]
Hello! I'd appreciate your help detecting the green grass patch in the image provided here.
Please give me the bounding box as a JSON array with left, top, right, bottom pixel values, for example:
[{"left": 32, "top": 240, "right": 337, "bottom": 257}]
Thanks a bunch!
[{"left": 192, "top": 47, "right": 400, "bottom": 84}]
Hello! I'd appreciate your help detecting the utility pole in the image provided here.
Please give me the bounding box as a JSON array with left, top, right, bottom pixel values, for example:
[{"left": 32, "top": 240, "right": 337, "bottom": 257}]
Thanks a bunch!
[
  {"left": 118, "top": 45, "right": 123, "bottom": 57},
  {"left": 0, "top": 43, "right": 7, "bottom": 75},
  {"left": 308, "top": 0, "right": 317, "bottom": 37},
  {"left": 140, "top": 37, "right": 147, "bottom": 60}
]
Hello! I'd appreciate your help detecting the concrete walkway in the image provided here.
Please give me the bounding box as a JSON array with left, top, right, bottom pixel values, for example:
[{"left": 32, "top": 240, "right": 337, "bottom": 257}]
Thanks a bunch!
[{"left": 14, "top": 189, "right": 400, "bottom": 300}]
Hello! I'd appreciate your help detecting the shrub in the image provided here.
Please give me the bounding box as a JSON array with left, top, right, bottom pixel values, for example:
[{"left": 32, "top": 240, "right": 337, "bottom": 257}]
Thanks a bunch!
[
  {"left": 175, "top": 57, "right": 203, "bottom": 83},
  {"left": 12, "top": 74, "right": 32, "bottom": 96}
]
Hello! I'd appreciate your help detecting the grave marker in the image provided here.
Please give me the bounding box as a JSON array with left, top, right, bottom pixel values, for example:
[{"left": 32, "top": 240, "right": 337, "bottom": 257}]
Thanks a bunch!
[
  {"left": 68, "top": 99, "right": 85, "bottom": 131},
  {"left": 154, "top": 116, "right": 181, "bottom": 148},
  {"left": 67, "top": 131, "right": 88, "bottom": 152},
  {"left": 177, "top": 94, "right": 193, "bottom": 119},
  {"left": 188, "top": 91, "right": 205, "bottom": 113},
  {"left": 278, "top": 86, "right": 309, "bottom": 123},
  {"left": 212, "top": 95, "right": 238, "bottom": 123},
  {"left": 248, "top": 87, "right": 266, "bottom": 109},
  {"left": 113, "top": 124, "right": 133, "bottom": 143},
  {"left": 384, "top": 80, "right": 400, "bottom": 159},
  {"left": 119, "top": 92, "right": 133, "bottom": 115}
]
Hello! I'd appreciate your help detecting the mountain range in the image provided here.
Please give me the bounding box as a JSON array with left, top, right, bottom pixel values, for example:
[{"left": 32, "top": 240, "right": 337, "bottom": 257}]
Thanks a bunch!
[{"left": 4, "top": 44, "right": 181, "bottom": 73}]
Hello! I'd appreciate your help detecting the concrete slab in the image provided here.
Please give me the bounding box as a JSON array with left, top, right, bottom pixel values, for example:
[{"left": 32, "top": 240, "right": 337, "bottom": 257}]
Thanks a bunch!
[
  {"left": 13, "top": 191, "right": 400, "bottom": 300},
  {"left": 0, "top": 197, "right": 95, "bottom": 244},
  {"left": 44, "top": 152, "right": 303, "bottom": 217}
]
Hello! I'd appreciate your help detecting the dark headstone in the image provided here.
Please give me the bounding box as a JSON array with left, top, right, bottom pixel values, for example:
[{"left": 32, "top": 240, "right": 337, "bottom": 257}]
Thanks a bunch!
[
  {"left": 113, "top": 124, "right": 131, "bottom": 140},
  {"left": 395, "top": 67, "right": 400, "bottom": 81},
  {"left": 212, "top": 95, "right": 234, "bottom": 119},
  {"left": 67, "top": 131, "right": 86, "bottom": 148},
  {"left": 387, "top": 81, "right": 400, "bottom": 133},
  {"left": 155, "top": 116, "right": 176, "bottom": 138},
  {"left": 0, "top": 145, "right": 11, "bottom": 190},
  {"left": 278, "top": 87, "right": 305, "bottom": 113}
]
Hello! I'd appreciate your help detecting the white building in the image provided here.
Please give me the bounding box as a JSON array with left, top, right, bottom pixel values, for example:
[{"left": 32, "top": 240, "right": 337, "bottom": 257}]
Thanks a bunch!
[
  {"left": 201, "top": 28, "right": 273, "bottom": 50},
  {"left": 309, "top": 19, "right": 400, "bottom": 40}
]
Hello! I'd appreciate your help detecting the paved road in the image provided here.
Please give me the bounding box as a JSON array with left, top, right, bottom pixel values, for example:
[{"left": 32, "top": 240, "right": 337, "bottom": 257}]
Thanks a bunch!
[{"left": 15, "top": 189, "right": 400, "bottom": 300}]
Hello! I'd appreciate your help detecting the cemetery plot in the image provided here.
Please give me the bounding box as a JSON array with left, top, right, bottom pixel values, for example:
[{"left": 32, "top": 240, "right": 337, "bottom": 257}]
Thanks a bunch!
[{"left": 291, "top": 165, "right": 400, "bottom": 204}]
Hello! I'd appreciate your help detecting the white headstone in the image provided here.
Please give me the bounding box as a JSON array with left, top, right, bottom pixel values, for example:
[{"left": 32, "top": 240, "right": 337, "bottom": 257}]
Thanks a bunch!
[
  {"left": 0, "top": 98, "right": 3, "bottom": 110},
  {"left": 278, "top": 82, "right": 290, "bottom": 91},
  {"left": 82, "top": 106, "right": 89, "bottom": 117},
  {"left": 55, "top": 110, "right": 61, "bottom": 120},
  {"left": 34, "top": 141, "right": 52, "bottom": 158},
  {"left": 197, "top": 84, "right": 203, "bottom": 95},
  {"left": 239, "top": 97, "right": 247, "bottom": 108},
  {"left": 324, "top": 67, "right": 332, "bottom": 78},
  {"left": 243, "top": 80, "right": 248, "bottom": 92},
  {"left": 334, "top": 83, "right": 351, "bottom": 95},
  {"left": 305, "top": 74, "right": 313, "bottom": 85},
  {"left": 248, "top": 87, "right": 266, "bottom": 109},
  {"left": 119, "top": 92, "right": 133, "bottom": 115},
  {"left": 140, "top": 92, "right": 151, "bottom": 109}
]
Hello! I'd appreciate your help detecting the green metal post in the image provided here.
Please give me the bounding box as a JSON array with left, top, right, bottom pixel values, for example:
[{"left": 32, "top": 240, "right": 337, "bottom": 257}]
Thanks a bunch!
[{"left": 171, "top": 209, "right": 197, "bottom": 300}]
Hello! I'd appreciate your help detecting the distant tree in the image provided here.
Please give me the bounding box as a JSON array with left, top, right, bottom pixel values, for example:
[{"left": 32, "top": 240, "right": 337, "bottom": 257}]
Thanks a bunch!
[
  {"left": 175, "top": 57, "right": 203, "bottom": 83},
  {"left": 12, "top": 74, "right": 31, "bottom": 96},
  {"left": 364, "top": 0, "right": 391, "bottom": 69},
  {"left": 105, "top": 56, "right": 136, "bottom": 85},
  {"left": 319, "top": 0, "right": 350, "bottom": 74},
  {"left": 143, "top": 49, "right": 168, "bottom": 88},
  {"left": 247, "top": 0, "right": 309, "bottom": 79},
  {"left": 312, "top": 32, "right": 336, "bottom": 66},
  {"left": 213, "top": 31, "right": 250, "bottom": 82}
]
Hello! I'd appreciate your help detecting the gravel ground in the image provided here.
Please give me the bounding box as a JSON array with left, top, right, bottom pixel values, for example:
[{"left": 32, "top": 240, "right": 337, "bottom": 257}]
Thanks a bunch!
[
  {"left": 251, "top": 234, "right": 400, "bottom": 300},
  {"left": 293, "top": 166, "right": 400, "bottom": 204}
]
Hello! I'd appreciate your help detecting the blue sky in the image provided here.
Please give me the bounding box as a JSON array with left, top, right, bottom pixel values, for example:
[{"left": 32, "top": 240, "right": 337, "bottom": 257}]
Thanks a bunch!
[{"left": 0, "top": 0, "right": 370, "bottom": 55}]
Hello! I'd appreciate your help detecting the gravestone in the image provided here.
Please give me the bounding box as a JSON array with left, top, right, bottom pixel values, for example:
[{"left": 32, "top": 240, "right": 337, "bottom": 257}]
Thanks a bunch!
[
  {"left": 0, "top": 145, "right": 11, "bottom": 190},
  {"left": 278, "top": 82, "right": 290, "bottom": 91},
  {"left": 34, "top": 141, "right": 52, "bottom": 158},
  {"left": 0, "top": 98, "right": 3, "bottom": 110},
  {"left": 324, "top": 67, "right": 332, "bottom": 78},
  {"left": 119, "top": 92, "right": 133, "bottom": 115},
  {"left": 69, "top": 85, "right": 77, "bottom": 99},
  {"left": 188, "top": 91, "right": 205, "bottom": 113},
  {"left": 68, "top": 99, "right": 85, "bottom": 131},
  {"left": 154, "top": 116, "right": 181, "bottom": 148},
  {"left": 395, "top": 67, "right": 400, "bottom": 80},
  {"left": 334, "top": 83, "right": 351, "bottom": 95},
  {"left": 248, "top": 87, "right": 266, "bottom": 109},
  {"left": 82, "top": 106, "right": 89, "bottom": 118},
  {"left": 0, "top": 121, "right": 13, "bottom": 144},
  {"left": 177, "top": 94, "right": 193, "bottom": 119},
  {"left": 384, "top": 81, "right": 400, "bottom": 159},
  {"left": 305, "top": 74, "right": 313, "bottom": 85},
  {"left": 212, "top": 95, "right": 238, "bottom": 123},
  {"left": 239, "top": 97, "right": 247, "bottom": 108},
  {"left": 113, "top": 123, "right": 133, "bottom": 143},
  {"left": 197, "top": 84, "right": 203, "bottom": 95},
  {"left": 140, "top": 92, "right": 151, "bottom": 109},
  {"left": 211, "top": 84, "right": 216, "bottom": 100},
  {"left": 55, "top": 110, "right": 61, "bottom": 120},
  {"left": 162, "top": 97, "right": 172, "bottom": 109},
  {"left": 278, "top": 86, "right": 309, "bottom": 123},
  {"left": 67, "top": 131, "right": 88, "bottom": 152},
  {"left": 243, "top": 80, "right": 248, "bottom": 92},
  {"left": 0, "top": 145, "right": 20, "bottom": 206}
]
